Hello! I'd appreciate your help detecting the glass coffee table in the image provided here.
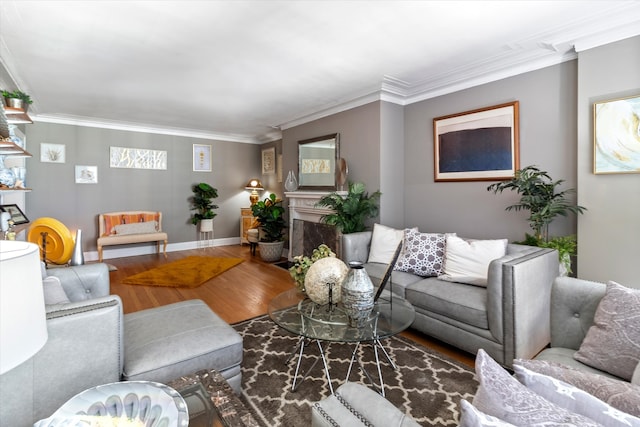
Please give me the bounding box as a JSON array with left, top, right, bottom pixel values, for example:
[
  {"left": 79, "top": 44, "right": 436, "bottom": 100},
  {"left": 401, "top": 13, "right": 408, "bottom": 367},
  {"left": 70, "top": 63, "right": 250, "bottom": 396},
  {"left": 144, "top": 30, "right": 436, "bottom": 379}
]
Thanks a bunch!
[{"left": 268, "top": 288, "right": 415, "bottom": 396}]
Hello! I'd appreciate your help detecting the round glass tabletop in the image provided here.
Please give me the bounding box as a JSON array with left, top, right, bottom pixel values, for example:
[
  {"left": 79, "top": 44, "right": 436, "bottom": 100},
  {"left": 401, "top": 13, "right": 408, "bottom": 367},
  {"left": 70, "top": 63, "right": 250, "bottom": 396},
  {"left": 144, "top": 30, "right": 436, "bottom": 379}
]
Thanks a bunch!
[{"left": 268, "top": 288, "right": 415, "bottom": 343}]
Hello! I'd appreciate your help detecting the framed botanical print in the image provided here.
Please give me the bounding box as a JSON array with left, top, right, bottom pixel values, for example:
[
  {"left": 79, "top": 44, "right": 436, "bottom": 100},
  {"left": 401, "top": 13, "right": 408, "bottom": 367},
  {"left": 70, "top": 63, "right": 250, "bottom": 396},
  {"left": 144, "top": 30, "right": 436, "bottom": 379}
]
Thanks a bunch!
[
  {"left": 262, "top": 147, "right": 276, "bottom": 175},
  {"left": 193, "top": 144, "right": 212, "bottom": 172}
]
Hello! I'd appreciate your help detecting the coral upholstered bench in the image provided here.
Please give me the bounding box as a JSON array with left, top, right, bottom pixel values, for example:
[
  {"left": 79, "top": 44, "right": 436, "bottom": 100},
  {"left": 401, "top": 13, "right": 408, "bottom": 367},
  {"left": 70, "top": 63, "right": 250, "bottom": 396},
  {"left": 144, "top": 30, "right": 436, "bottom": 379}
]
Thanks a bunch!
[{"left": 97, "top": 211, "right": 168, "bottom": 261}]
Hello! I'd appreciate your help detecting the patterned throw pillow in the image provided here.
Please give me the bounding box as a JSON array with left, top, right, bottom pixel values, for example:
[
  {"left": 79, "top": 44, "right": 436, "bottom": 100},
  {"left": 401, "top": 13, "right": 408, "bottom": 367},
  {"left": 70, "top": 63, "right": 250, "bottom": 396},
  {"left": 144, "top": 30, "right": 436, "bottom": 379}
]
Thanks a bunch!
[
  {"left": 574, "top": 281, "right": 640, "bottom": 381},
  {"left": 394, "top": 229, "right": 446, "bottom": 277},
  {"left": 513, "top": 364, "right": 640, "bottom": 426},
  {"left": 103, "top": 214, "right": 123, "bottom": 236},
  {"left": 514, "top": 359, "right": 640, "bottom": 417},
  {"left": 472, "top": 349, "right": 601, "bottom": 426}
]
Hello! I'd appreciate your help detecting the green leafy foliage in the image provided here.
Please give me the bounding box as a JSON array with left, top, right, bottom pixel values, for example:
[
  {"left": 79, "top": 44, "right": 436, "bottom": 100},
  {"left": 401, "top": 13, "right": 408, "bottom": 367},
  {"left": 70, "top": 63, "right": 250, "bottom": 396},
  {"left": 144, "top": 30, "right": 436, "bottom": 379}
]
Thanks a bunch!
[
  {"left": 1, "top": 89, "right": 33, "bottom": 104},
  {"left": 190, "top": 182, "right": 219, "bottom": 224},
  {"left": 487, "top": 165, "right": 586, "bottom": 242},
  {"left": 520, "top": 233, "right": 577, "bottom": 275},
  {"left": 251, "top": 193, "right": 286, "bottom": 242},
  {"left": 316, "top": 182, "right": 381, "bottom": 234}
]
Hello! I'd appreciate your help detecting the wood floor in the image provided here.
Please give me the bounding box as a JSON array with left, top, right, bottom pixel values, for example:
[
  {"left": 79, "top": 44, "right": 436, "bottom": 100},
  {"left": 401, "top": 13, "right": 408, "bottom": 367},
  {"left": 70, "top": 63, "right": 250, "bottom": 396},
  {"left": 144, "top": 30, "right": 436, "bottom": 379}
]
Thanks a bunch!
[{"left": 106, "top": 244, "right": 476, "bottom": 369}]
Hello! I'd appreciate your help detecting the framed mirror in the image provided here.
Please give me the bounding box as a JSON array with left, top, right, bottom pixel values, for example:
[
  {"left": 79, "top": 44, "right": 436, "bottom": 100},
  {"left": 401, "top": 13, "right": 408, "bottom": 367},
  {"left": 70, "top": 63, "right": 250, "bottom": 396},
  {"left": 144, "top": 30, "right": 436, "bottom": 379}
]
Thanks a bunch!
[{"left": 298, "top": 133, "right": 340, "bottom": 190}]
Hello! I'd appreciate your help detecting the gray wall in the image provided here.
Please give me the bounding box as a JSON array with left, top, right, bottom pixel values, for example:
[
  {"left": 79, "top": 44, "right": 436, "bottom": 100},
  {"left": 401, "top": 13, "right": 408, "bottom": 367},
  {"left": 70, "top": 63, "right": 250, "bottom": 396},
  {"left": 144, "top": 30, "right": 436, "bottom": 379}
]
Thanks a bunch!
[
  {"left": 24, "top": 122, "right": 262, "bottom": 253},
  {"left": 576, "top": 36, "right": 640, "bottom": 287},
  {"left": 281, "top": 102, "right": 383, "bottom": 223},
  {"left": 404, "top": 61, "right": 578, "bottom": 242}
]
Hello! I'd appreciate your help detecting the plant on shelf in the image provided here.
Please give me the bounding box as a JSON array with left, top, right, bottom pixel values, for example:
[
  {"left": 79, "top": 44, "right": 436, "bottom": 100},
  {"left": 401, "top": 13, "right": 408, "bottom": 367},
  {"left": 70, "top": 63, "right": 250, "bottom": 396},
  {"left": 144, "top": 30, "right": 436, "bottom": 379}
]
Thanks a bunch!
[
  {"left": 316, "top": 182, "right": 381, "bottom": 234},
  {"left": 289, "top": 244, "right": 336, "bottom": 292},
  {"left": 190, "top": 182, "right": 219, "bottom": 225},
  {"left": 2, "top": 89, "right": 33, "bottom": 106},
  {"left": 487, "top": 165, "right": 586, "bottom": 275}
]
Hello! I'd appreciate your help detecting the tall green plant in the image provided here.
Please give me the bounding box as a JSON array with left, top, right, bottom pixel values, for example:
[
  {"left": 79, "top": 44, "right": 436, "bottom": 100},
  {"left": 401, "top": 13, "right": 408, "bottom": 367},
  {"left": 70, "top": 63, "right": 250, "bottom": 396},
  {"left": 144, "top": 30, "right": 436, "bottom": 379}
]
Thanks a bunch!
[
  {"left": 316, "top": 182, "right": 381, "bottom": 234},
  {"left": 190, "top": 182, "right": 219, "bottom": 224},
  {"left": 487, "top": 165, "right": 586, "bottom": 242},
  {"left": 251, "top": 193, "right": 286, "bottom": 242}
]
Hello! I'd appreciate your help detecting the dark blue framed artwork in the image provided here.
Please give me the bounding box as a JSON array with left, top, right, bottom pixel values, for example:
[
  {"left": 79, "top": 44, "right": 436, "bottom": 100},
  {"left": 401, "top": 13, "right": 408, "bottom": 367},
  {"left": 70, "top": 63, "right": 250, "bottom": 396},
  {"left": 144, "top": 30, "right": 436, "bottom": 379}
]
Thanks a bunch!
[{"left": 433, "top": 101, "right": 519, "bottom": 182}]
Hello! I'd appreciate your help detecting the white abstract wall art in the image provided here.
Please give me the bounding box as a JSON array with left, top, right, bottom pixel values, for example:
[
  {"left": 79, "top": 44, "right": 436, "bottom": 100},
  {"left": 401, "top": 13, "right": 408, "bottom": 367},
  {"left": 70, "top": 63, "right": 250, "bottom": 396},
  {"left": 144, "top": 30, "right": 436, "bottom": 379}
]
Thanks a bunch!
[{"left": 110, "top": 146, "right": 167, "bottom": 170}]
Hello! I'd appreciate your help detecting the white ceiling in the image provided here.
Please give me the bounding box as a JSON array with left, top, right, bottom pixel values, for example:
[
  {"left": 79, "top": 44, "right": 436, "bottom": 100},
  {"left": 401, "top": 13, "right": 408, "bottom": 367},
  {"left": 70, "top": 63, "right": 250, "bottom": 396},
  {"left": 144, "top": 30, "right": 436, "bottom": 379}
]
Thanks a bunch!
[{"left": 1, "top": 1, "right": 639, "bottom": 144}]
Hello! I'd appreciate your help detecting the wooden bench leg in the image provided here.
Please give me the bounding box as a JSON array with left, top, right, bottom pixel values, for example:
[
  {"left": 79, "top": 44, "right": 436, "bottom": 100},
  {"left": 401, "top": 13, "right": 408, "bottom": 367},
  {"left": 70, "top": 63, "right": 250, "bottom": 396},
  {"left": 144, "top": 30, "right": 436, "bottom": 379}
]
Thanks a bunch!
[
  {"left": 162, "top": 240, "right": 168, "bottom": 258},
  {"left": 98, "top": 246, "right": 103, "bottom": 262}
]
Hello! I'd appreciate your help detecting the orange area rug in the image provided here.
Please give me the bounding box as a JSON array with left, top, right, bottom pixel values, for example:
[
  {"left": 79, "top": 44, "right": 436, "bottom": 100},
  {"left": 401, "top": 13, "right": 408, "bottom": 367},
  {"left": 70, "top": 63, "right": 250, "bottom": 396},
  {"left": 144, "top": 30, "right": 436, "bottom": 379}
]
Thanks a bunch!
[{"left": 122, "top": 256, "right": 244, "bottom": 288}]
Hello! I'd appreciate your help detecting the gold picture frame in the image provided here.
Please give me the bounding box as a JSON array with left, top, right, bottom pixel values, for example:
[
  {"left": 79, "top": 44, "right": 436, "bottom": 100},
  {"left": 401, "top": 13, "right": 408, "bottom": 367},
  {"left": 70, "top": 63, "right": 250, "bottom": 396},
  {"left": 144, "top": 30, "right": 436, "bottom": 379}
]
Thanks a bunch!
[
  {"left": 262, "top": 147, "right": 276, "bottom": 175},
  {"left": 593, "top": 94, "right": 640, "bottom": 174}
]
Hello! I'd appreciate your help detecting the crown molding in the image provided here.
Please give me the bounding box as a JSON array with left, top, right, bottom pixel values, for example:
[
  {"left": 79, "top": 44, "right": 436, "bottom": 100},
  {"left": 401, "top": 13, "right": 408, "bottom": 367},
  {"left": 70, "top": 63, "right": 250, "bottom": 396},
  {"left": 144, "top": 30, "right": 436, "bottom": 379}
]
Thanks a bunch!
[{"left": 32, "top": 113, "right": 262, "bottom": 144}]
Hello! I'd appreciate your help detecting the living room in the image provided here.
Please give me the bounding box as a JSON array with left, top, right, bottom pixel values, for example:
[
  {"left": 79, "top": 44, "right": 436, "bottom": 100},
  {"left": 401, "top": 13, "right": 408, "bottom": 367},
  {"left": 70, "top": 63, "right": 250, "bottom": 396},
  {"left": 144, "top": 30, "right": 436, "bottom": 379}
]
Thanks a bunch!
[{"left": 1, "top": 1, "right": 639, "bottom": 426}]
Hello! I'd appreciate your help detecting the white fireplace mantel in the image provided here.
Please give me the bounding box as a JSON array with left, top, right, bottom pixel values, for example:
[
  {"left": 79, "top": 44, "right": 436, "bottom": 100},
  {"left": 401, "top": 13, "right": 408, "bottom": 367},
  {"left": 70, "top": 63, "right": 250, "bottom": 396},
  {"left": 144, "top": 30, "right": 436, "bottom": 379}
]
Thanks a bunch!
[{"left": 284, "top": 191, "right": 337, "bottom": 260}]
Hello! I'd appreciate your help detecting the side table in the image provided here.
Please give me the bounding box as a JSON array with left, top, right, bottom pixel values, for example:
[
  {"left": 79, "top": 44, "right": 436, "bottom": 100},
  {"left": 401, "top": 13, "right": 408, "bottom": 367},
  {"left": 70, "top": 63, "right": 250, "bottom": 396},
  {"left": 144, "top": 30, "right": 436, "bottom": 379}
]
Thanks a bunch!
[{"left": 167, "top": 369, "right": 259, "bottom": 427}]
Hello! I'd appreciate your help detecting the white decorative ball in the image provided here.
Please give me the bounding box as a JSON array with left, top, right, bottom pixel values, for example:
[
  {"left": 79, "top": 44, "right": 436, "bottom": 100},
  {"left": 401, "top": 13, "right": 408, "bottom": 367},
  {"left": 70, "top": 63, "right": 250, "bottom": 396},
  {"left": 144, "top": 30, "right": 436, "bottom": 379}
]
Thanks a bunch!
[{"left": 304, "top": 257, "right": 349, "bottom": 305}]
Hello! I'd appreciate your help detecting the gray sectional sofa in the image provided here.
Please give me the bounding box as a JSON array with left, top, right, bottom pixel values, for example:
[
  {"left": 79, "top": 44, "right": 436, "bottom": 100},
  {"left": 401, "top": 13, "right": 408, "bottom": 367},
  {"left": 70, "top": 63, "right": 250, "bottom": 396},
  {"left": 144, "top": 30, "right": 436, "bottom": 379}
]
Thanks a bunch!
[{"left": 342, "top": 230, "right": 559, "bottom": 367}]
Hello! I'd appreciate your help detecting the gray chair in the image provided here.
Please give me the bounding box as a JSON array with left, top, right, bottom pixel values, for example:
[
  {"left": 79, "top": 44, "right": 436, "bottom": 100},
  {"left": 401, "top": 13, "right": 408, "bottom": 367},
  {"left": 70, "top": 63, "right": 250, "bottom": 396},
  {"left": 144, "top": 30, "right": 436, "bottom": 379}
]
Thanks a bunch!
[{"left": 0, "top": 263, "right": 243, "bottom": 426}]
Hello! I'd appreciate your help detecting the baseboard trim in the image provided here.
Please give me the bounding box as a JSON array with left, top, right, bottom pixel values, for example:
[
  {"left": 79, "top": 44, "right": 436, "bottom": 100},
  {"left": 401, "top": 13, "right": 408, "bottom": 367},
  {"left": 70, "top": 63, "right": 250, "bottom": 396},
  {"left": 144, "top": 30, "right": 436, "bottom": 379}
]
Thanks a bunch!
[{"left": 84, "top": 237, "right": 241, "bottom": 261}]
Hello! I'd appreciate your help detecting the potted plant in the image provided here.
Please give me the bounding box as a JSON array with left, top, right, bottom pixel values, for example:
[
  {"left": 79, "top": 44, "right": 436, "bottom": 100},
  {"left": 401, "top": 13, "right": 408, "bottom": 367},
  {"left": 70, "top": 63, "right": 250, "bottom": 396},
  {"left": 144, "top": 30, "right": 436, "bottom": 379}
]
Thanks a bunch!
[
  {"left": 316, "top": 182, "right": 381, "bottom": 234},
  {"left": 190, "top": 183, "right": 219, "bottom": 232},
  {"left": 251, "top": 193, "right": 287, "bottom": 262},
  {"left": 487, "top": 165, "right": 586, "bottom": 275},
  {"left": 2, "top": 89, "right": 33, "bottom": 111}
]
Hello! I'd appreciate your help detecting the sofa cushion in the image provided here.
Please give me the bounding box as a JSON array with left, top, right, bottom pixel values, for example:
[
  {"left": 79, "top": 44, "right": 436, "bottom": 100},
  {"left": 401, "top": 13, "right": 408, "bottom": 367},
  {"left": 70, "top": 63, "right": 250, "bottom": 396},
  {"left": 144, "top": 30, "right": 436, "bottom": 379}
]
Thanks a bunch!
[
  {"left": 513, "top": 364, "right": 640, "bottom": 426},
  {"left": 42, "top": 275, "right": 70, "bottom": 305},
  {"left": 473, "top": 349, "right": 601, "bottom": 426},
  {"left": 439, "top": 236, "right": 507, "bottom": 286},
  {"left": 363, "top": 262, "right": 424, "bottom": 299},
  {"left": 367, "top": 224, "right": 409, "bottom": 264},
  {"left": 114, "top": 221, "right": 158, "bottom": 235},
  {"left": 394, "top": 229, "right": 447, "bottom": 277},
  {"left": 102, "top": 214, "right": 123, "bottom": 236},
  {"left": 574, "top": 281, "right": 640, "bottom": 381},
  {"left": 406, "top": 278, "right": 488, "bottom": 329},
  {"left": 459, "top": 400, "right": 516, "bottom": 427},
  {"left": 515, "top": 358, "right": 640, "bottom": 417},
  {"left": 123, "top": 299, "right": 243, "bottom": 384}
]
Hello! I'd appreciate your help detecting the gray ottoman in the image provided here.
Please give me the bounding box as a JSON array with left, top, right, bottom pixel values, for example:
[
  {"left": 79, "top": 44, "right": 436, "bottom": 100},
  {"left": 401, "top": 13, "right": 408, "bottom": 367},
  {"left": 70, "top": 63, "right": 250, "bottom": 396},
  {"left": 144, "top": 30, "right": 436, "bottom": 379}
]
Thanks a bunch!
[{"left": 122, "top": 299, "right": 243, "bottom": 393}]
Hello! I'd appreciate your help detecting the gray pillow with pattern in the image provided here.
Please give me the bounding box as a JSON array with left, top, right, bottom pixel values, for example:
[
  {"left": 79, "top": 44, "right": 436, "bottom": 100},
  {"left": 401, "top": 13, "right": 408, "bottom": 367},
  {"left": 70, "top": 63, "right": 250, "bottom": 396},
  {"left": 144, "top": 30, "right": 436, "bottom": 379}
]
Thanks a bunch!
[
  {"left": 574, "top": 281, "right": 640, "bottom": 381},
  {"left": 394, "top": 229, "right": 446, "bottom": 277},
  {"left": 515, "top": 358, "right": 640, "bottom": 417}
]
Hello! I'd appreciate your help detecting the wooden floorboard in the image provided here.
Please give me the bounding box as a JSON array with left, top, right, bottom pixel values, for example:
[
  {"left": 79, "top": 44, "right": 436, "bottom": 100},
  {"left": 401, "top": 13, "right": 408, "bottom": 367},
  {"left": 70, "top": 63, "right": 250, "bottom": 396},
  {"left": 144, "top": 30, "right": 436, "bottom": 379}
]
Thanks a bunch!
[{"left": 106, "top": 244, "right": 475, "bottom": 369}]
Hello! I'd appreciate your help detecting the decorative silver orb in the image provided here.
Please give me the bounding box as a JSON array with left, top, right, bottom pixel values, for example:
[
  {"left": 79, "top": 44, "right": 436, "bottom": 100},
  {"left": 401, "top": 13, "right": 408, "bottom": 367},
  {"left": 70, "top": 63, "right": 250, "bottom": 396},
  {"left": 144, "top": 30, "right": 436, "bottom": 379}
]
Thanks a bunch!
[{"left": 304, "top": 257, "right": 349, "bottom": 305}]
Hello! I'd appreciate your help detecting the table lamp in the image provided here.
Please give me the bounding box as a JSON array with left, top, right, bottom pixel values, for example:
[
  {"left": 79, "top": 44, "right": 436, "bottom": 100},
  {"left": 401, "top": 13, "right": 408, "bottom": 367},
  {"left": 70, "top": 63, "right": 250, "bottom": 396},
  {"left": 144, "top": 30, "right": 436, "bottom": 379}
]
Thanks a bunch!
[
  {"left": 245, "top": 178, "right": 264, "bottom": 205},
  {"left": 0, "top": 241, "right": 48, "bottom": 374}
]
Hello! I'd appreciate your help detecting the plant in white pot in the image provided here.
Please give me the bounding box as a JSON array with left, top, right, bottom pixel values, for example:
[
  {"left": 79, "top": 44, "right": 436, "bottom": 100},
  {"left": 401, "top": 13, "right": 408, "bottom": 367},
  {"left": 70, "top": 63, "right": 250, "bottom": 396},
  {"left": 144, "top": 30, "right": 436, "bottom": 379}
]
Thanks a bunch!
[
  {"left": 190, "top": 183, "right": 219, "bottom": 233},
  {"left": 251, "top": 193, "right": 286, "bottom": 262}
]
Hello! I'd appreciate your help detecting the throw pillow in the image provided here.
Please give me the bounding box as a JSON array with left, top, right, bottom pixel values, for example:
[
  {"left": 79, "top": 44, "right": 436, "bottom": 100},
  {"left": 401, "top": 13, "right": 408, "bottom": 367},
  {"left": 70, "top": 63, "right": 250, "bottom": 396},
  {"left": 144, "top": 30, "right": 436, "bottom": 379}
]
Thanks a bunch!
[
  {"left": 367, "top": 224, "right": 407, "bottom": 264},
  {"left": 43, "top": 275, "right": 70, "bottom": 305},
  {"left": 439, "top": 236, "right": 507, "bottom": 286},
  {"left": 513, "top": 364, "right": 640, "bottom": 426},
  {"left": 459, "top": 400, "right": 516, "bottom": 427},
  {"left": 103, "top": 214, "right": 123, "bottom": 236},
  {"left": 394, "top": 229, "right": 447, "bottom": 277},
  {"left": 472, "top": 349, "right": 601, "bottom": 426},
  {"left": 514, "top": 358, "right": 640, "bottom": 417},
  {"left": 114, "top": 221, "right": 158, "bottom": 235},
  {"left": 574, "top": 281, "right": 640, "bottom": 381}
]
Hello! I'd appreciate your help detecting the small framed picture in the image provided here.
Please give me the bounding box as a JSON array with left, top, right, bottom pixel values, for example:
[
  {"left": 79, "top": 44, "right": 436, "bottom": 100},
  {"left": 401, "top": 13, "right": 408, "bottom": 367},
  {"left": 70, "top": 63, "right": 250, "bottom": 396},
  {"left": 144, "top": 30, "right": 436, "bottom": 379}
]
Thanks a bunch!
[
  {"left": 593, "top": 94, "right": 640, "bottom": 174},
  {"left": 41, "top": 143, "right": 66, "bottom": 163},
  {"left": 75, "top": 165, "right": 98, "bottom": 184},
  {"left": 193, "top": 144, "right": 212, "bottom": 172},
  {"left": 0, "top": 204, "right": 29, "bottom": 224},
  {"left": 262, "top": 147, "right": 276, "bottom": 175}
]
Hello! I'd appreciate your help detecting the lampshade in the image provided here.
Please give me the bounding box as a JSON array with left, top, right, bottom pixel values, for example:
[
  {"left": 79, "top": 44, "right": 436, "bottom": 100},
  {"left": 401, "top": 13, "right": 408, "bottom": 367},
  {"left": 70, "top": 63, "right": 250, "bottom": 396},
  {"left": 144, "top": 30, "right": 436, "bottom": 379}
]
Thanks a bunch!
[
  {"left": 245, "top": 178, "right": 264, "bottom": 205},
  {"left": 0, "top": 241, "right": 48, "bottom": 374},
  {"left": 244, "top": 179, "right": 264, "bottom": 190}
]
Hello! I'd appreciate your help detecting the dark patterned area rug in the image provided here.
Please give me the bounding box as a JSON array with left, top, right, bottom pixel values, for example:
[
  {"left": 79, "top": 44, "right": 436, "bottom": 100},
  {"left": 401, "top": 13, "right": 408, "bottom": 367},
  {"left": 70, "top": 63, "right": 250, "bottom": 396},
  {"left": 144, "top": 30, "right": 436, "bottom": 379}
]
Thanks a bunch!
[{"left": 232, "top": 315, "right": 478, "bottom": 426}]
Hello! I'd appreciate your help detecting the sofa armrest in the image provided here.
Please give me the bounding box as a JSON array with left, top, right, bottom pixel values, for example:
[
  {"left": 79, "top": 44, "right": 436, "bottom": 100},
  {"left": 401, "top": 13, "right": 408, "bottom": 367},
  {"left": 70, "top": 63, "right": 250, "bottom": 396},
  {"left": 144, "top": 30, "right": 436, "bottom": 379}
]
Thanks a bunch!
[
  {"left": 0, "top": 296, "right": 123, "bottom": 425},
  {"left": 46, "top": 263, "right": 110, "bottom": 301},
  {"left": 486, "top": 246, "right": 559, "bottom": 366},
  {"left": 548, "top": 276, "right": 606, "bottom": 350},
  {"left": 340, "top": 231, "right": 372, "bottom": 264}
]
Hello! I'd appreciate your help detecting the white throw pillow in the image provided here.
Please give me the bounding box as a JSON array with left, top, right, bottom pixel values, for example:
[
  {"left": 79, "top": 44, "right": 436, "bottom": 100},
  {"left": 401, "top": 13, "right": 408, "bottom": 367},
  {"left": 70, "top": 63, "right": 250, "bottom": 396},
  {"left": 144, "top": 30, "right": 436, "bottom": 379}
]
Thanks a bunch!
[
  {"left": 367, "top": 224, "right": 411, "bottom": 264},
  {"left": 114, "top": 221, "right": 158, "bottom": 235},
  {"left": 43, "top": 275, "right": 70, "bottom": 305},
  {"left": 439, "top": 236, "right": 507, "bottom": 286}
]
